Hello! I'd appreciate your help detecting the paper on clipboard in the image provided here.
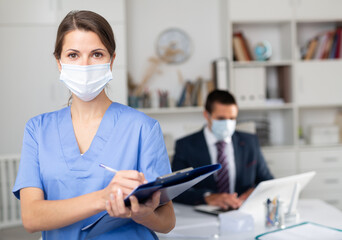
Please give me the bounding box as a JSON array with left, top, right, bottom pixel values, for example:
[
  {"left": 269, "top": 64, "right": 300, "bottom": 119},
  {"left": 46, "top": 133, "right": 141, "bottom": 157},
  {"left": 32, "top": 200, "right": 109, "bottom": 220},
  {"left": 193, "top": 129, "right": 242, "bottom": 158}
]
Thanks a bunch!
[
  {"left": 82, "top": 164, "right": 221, "bottom": 239},
  {"left": 255, "top": 222, "right": 342, "bottom": 240}
]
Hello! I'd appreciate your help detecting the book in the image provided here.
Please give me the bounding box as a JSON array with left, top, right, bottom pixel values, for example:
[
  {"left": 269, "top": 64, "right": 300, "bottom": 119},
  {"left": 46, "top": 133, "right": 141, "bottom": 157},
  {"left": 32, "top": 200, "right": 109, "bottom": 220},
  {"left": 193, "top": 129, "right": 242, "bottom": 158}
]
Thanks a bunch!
[
  {"left": 233, "top": 33, "right": 248, "bottom": 61},
  {"left": 304, "top": 38, "right": 318, "bottom": 60},
  {"left": 321, "top": 31, "right": 334, "bottom": 59},
  {"left": 329, "top": 31, "right": 338, "bottom": 59},
  {"left": 212, "top": 58, "right": 229, "bottom": 90},
  {"left": 191, "top": 78, "right": 202, "bottom": 106},
  {"left": 314, "top": 33, "right": 328, "bottom": 59},
  {"left": 335, "top": 28, "right": 342, "bottom": 58},
  {"left": 234, "top": 32, "right": 252, "bottom": 61}
]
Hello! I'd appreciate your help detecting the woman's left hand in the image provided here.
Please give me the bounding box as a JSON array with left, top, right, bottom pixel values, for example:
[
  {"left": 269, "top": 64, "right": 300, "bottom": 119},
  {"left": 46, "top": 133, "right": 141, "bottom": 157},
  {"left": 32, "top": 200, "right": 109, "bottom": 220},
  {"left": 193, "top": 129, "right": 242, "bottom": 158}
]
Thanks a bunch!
[
  {"left": 130, "top": 191, "right": 161, "bottom": 223},
  {"left": 105, "top": 188, "right": 161, "bottom": 221}
]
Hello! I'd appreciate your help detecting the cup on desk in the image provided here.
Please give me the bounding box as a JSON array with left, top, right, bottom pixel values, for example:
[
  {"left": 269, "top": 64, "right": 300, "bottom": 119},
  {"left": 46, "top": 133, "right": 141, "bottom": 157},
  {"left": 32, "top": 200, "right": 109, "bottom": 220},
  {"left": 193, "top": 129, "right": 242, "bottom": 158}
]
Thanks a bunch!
[
  {"left": 219, "top": 210, "right": 254, "bottom": 234},
  {"left": 265, "top": 197, "right": 285, "bottom": 229}
]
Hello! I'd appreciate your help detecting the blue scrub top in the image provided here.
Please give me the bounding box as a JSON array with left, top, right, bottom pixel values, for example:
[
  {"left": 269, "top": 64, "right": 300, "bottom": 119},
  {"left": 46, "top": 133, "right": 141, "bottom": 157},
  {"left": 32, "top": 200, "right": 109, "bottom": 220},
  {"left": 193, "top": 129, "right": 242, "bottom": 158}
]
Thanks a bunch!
[{"left": 13, "top": 102, "right": 171, "bottom": 239}]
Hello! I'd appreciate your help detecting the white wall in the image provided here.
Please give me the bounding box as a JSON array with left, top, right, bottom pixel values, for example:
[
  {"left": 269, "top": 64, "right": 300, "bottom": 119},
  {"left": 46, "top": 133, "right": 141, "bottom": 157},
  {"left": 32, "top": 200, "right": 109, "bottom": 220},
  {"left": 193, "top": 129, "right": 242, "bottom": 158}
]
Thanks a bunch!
[
  {"left": 126, "top": 0, "right": 224, "bottom": 106},
  {"left": 0, "top": 0, "right": 127, "bottom": 155},
  {"left": 0, "top": 0, "right": 223, "bottom": 154}
]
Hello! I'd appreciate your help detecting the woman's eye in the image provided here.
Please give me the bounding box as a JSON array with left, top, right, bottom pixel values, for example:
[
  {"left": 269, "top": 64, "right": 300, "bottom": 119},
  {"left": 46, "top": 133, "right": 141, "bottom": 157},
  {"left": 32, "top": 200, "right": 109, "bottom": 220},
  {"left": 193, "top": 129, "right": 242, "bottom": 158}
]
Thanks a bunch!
[
  {"left": 93, "top": 52, "right": 103, "bottom": 58},
  {"left": 68, "top": 53, "right": 78, "bottom": 59}
]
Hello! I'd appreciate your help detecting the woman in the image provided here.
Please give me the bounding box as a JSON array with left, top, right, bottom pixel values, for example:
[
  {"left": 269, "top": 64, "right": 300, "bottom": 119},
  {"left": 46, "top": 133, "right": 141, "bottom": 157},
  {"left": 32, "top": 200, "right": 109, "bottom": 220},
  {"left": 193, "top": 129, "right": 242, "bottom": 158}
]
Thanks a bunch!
[{"left": 12, "top": 10, "right": 175, "bottom": 239}]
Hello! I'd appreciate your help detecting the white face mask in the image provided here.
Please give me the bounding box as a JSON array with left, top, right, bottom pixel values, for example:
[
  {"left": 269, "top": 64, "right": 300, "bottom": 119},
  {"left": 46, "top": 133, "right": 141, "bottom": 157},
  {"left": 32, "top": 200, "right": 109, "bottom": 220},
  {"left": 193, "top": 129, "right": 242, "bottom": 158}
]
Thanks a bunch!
[
  {"left": 59, "top": 61, "right": 113, "bottom": 102},
  {"left": 211, "top": 119, "right": 236, "bottom": 140}
]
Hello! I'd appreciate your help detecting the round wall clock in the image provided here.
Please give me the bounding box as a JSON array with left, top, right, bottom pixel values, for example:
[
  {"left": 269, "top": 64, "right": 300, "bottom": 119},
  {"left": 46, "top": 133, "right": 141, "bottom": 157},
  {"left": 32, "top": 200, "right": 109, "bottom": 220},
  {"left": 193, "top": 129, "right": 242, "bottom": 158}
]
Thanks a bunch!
[{"left": 156, "top": 28, "right": 192, "bottom": 64}]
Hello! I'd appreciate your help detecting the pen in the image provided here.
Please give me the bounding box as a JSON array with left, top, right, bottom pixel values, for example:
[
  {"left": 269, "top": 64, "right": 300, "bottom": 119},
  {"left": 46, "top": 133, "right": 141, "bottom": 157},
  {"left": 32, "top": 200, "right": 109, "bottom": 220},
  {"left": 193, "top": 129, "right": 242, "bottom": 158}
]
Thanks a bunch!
[{"left": 99, "top": 163, "right": 118, "bottom": 173}]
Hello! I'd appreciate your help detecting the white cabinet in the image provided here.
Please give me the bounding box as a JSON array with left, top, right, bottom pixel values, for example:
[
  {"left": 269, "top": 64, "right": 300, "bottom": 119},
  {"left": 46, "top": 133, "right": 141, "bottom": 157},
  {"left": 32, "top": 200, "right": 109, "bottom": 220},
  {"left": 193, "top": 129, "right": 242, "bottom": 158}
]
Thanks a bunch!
[
  {"left": 295, "top": 61, "right": 342, "bottom": 106},
  {"left": 225, "top": 0, "right": 342, "bottom": 210},
  {"left": 0, "top": 0, "right": 57, "bottom": 24},
  {"left": 299, "top": 149, "right": 342, "bottom": 210},
  {"left": 229, "top": 0, "right": 293, "bottom": 22},
  {"left": 262, "top": 149, "right": 297, "bottom": 178},
  {"left": 295, "top": 0, "right": 342, "bottom": 21},
  {"left": 299, "top": 150, "right": 342, "bottom": 171}
]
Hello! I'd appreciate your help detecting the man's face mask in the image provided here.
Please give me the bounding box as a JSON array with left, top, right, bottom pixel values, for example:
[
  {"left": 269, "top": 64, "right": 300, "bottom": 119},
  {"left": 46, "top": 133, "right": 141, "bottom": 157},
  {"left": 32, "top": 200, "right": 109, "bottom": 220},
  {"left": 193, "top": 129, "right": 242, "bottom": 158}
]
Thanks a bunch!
[{"left": 211, "top": 119, "right": 236, "bottom": 140}]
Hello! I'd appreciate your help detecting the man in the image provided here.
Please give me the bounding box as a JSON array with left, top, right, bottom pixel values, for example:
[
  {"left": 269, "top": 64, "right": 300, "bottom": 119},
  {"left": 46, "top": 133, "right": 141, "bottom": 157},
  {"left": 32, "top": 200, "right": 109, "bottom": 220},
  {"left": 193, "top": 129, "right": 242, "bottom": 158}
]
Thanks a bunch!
[{"left": 172, "top": 90, "right": 273, "bottom": 210}]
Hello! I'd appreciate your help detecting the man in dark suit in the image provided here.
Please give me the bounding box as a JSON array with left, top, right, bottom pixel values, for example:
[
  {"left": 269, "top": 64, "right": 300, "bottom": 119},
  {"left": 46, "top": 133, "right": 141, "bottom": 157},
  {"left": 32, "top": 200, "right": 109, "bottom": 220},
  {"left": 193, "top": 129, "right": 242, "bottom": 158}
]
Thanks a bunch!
[{"left": 172, "top": 90, "right": 273, "bottom": 210}]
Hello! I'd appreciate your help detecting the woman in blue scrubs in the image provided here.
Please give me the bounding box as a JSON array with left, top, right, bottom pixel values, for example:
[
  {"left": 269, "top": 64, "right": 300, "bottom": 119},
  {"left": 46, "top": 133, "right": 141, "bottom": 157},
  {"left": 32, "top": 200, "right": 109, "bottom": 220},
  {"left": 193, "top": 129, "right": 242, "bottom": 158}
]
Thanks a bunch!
[{"left": 12, "top": 10, "right": 175, "bottom": 239}]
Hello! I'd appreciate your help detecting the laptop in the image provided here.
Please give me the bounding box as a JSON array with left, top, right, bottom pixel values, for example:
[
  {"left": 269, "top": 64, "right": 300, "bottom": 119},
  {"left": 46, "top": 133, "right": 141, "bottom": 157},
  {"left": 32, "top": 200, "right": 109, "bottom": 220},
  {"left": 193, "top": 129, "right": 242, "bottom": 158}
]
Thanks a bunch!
[{"left": 194, "top": 171, "right": 316, "bottom": 219}]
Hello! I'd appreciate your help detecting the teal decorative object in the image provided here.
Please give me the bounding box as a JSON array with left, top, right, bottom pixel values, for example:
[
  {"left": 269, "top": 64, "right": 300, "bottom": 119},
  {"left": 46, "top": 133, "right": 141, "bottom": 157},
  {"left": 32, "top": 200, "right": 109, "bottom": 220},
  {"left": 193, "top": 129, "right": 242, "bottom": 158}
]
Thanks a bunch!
[{"left": 254, "top": 41, "right": 272, "bottom": 61}]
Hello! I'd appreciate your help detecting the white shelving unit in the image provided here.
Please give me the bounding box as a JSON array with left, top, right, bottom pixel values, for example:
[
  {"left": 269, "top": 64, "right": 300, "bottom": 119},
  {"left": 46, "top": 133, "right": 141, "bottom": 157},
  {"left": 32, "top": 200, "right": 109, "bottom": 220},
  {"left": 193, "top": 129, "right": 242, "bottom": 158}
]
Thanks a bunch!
[
  {"left": 140, "top": 0, "right": 342, "bottom": 210},
  {"left": 226, "top": 0, "right": 342, "bottom": 210}
]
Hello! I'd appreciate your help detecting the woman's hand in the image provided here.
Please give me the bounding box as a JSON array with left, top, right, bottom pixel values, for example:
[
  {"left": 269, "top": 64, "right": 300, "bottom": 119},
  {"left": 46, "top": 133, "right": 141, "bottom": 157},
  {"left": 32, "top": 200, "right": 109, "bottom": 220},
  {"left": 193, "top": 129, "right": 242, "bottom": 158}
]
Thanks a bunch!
[
  {"left": 103, "top": 170, "right": 147, "bottom": 199},
  {"left": 105, "top": 187, "right": 161, "bottom": 221},
  {"left": 130, "top": 191, "right": 161, "bottom": 223}
]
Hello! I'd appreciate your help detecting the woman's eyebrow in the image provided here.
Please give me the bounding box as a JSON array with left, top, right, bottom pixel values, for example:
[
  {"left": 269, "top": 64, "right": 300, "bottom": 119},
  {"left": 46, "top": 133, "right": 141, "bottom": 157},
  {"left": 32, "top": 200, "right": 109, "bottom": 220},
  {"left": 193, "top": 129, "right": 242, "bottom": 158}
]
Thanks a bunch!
[
  {"left": 65, "top": 49, "right": 80, "bottom": 53},
  {"left": 91, "top": 48, "right": 106, "bottom": 52}
]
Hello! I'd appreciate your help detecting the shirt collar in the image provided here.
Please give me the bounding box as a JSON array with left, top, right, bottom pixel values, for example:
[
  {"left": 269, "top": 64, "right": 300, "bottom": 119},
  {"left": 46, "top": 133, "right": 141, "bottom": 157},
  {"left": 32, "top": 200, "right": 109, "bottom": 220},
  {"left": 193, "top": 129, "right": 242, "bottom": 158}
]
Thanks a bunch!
[{"left": 204, "top": 125, "right": 232, "bottom": 145}]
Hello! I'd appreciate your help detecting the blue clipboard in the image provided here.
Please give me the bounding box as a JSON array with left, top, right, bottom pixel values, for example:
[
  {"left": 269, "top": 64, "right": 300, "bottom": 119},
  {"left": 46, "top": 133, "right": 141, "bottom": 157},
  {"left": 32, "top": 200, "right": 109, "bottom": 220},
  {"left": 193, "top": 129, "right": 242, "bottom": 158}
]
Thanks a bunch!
[{"left": 82, "top": 164, "right": 221, "bottom": 239}]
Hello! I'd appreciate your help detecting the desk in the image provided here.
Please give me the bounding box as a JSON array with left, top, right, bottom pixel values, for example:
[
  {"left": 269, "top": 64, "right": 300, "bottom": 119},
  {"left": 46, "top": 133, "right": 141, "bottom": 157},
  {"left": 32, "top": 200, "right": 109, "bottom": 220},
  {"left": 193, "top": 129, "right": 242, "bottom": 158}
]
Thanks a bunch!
[{"left": 158, "top": 199, "right": 342, "bottom": 240}]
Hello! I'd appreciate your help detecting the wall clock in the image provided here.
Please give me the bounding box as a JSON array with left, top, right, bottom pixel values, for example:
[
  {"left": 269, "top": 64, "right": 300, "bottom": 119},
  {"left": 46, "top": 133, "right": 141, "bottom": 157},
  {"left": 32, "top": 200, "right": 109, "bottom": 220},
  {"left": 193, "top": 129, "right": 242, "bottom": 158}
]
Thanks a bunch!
[{"left": 156, "top": 28, "right": 192, "bottom": 64}]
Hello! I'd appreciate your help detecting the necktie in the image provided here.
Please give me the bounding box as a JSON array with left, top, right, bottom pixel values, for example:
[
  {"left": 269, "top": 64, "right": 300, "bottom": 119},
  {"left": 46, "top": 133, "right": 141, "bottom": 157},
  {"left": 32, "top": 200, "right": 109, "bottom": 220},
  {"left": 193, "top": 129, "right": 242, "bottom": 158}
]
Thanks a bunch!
[{"left": 216, "top": 141, "right": 230, "bottom": 193}]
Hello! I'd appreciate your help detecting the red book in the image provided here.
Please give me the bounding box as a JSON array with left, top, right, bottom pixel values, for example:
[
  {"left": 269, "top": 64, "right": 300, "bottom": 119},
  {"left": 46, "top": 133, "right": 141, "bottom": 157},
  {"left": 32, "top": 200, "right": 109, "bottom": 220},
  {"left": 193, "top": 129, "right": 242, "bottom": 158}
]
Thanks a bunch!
[{"left": 335, "top": 28, "right": 342, "bottom": 58}]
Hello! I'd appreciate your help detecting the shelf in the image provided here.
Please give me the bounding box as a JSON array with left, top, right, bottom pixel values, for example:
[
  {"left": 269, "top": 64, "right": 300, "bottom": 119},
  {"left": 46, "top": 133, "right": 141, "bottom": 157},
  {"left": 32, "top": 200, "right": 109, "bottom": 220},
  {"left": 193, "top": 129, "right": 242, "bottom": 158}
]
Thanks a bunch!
[
  {"left": 298, "top": 143, "right": 342, "bottom": 150},
  {"left": 233, "top": 60, "right": 292, "bottom": 68},
  {"left": 261, "top": 145, "right": 296, "bottom": 152},
  {"left": 298, "top": 104, "right": 342, "bottom": 109},
  {"left": 137, "top": 106, "right": 203, "bottom": 115},
  {"left": 296, "top": 59, "right": 342, "bottom": 63},
  {"left": 239, "top": 103, "right": 294, "bottom": 111}
]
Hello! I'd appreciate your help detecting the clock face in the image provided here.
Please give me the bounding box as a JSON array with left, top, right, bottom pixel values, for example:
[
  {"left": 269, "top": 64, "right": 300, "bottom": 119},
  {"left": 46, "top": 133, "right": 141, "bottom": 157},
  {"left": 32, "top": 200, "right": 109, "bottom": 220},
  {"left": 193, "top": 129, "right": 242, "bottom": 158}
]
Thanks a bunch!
[{"left": 156, "top": 28, "right": 192, "bottom": 64}]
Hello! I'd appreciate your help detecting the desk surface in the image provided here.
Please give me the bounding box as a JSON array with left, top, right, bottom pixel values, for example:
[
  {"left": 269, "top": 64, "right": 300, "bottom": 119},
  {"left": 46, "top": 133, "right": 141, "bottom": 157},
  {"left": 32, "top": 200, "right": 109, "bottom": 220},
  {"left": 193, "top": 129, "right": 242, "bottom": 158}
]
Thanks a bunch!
[{"left": 158, "top": 199, "right": 342, "bottom": 240}]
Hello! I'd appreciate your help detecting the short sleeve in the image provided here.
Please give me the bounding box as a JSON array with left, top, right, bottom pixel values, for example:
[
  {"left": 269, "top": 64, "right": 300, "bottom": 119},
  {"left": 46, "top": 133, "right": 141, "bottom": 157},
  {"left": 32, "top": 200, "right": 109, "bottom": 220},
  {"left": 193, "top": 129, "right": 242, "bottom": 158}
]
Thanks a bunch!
[
  {"left": 138, "top": 121, "right": 171, "bottom": 182},
  {"left": 12, "top": 118, "right": 44, "bottom": 199}
]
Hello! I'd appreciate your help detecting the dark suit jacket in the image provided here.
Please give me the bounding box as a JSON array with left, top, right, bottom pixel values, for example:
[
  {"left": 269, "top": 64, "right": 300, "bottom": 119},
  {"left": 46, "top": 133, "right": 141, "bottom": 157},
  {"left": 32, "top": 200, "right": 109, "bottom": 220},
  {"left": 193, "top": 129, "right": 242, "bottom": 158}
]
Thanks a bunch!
[{"left": 172, "top": 129, "right": 273, "bottom": 205}]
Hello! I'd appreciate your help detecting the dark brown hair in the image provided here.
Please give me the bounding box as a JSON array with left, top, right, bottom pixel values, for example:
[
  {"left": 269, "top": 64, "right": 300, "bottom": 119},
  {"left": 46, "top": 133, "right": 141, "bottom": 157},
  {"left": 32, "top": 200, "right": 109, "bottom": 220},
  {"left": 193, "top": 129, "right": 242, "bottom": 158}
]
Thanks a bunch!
[
  {"left": 53, "top": 10, "right": 116, "bottom": 59},
  {"left": 205, "top": 90, "right": 237, "bottom": 114}
]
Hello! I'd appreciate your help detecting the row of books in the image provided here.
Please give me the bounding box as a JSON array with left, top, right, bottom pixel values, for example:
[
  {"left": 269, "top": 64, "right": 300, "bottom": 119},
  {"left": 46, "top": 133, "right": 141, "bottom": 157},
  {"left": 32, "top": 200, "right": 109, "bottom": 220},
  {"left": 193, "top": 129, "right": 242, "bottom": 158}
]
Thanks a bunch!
[
  {"left": 233, "top": 32, "right": 253, "bottom": 61},
  {"left": 177, "top": 78, "right": 214, "bottom": 107},
  {"left": 302, "top": 28, "right": 342, "bottom": 60}
]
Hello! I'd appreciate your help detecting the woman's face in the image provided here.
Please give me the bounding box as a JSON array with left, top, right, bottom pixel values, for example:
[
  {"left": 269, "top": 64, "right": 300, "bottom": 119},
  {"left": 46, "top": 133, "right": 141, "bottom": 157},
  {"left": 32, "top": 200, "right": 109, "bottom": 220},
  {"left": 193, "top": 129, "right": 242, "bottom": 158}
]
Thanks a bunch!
[{"left": 57, "top": 29, "right": 115, "bottom": 70}]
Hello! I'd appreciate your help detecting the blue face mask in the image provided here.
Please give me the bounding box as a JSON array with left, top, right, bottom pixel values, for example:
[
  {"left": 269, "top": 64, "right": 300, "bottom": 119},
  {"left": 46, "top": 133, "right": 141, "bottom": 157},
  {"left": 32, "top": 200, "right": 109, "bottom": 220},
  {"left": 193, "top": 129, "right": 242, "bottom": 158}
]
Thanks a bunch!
[{"left": 211, "top": 119, "right": 236, "bottom": 140}]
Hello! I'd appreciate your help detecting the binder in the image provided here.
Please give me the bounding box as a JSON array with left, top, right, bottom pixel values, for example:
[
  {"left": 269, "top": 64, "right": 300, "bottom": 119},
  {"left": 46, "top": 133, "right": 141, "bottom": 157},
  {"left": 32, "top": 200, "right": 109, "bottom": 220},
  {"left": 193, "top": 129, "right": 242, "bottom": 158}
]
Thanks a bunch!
[{"left": 82, "top": 164, "right": 221, "bottom": 239}]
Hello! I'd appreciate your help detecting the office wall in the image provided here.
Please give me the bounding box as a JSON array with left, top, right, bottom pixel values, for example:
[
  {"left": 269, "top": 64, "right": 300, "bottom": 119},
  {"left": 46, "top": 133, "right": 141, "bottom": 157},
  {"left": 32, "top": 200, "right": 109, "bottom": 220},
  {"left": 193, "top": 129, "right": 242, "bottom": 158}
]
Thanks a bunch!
[
  {"left": 126, "top": 0, "right": 224, "bottom": 106},
  {"left": 0, "top": 0, "right": 223, "bottom": 155}
]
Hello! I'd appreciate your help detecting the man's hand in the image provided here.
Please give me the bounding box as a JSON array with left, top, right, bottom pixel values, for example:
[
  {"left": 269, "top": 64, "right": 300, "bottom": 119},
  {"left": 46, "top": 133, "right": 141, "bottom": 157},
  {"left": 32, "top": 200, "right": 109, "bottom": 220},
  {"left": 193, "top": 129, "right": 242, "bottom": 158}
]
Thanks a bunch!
[
  {"left": 204, "top": 193, "right": 242, "bottom": 210},
  {"left": 238, "top": 188, "right": 254, "bottom": 202}
]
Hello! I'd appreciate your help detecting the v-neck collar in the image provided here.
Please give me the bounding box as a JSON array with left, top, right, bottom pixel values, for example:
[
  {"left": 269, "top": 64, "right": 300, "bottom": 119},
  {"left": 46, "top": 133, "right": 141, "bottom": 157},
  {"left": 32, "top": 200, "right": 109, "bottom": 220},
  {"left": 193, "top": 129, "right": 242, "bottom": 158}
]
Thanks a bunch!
[{"left": 57, "top": 102, "right": 119, "bottom": 171}]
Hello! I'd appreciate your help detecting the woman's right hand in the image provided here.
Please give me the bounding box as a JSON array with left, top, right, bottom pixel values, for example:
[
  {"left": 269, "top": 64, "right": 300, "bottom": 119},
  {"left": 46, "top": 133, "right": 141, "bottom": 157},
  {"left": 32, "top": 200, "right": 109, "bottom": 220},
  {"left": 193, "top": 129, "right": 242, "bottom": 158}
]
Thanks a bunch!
[{"left": 101, "top": 170, "right": 147, "bottom": 215}]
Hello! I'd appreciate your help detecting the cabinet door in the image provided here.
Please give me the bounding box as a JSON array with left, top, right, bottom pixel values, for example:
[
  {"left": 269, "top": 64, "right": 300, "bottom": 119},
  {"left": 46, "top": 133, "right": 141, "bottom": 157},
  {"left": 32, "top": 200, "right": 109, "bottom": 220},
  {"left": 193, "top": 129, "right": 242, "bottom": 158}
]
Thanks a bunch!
[
  {"left": 229, "top": 0, "right": 293, "bottom": 22},
  {"left": 295, "top": 61, "right": 342, "bottom": 106},
  {"left": 295, "top": 0, "right": 342, "bottom": 21},
  {"left": 262, "top": 150, "right": 297, "bottom": 178},
  {"left": 304, "top": 171, "right": 342, "bottom": 191},
  {"left": 58, "top": 0, "right": 125, "bottom": 23},
  {"left": 0, "top": 0, "right": 57, "bottom": 24},
  {"left": 299, "top": 149, "right": 342, "bottom": 171}
]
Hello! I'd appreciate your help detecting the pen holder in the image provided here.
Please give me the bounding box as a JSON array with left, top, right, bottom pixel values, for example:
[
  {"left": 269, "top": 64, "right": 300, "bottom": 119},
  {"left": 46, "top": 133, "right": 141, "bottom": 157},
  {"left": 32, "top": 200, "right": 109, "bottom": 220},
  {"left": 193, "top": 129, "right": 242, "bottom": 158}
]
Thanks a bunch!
[{"left": 264, "top": 198, "right": 285, "bottom": 228}]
